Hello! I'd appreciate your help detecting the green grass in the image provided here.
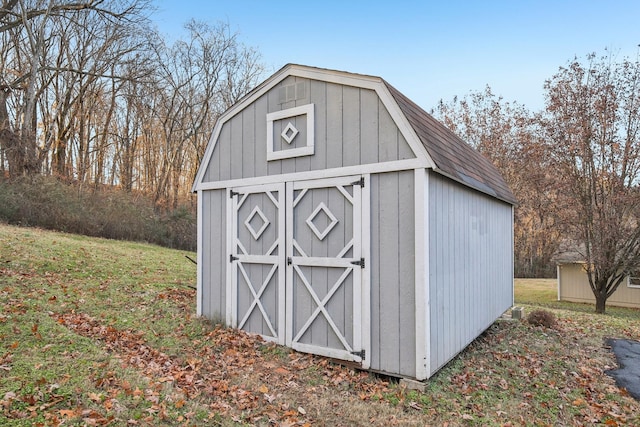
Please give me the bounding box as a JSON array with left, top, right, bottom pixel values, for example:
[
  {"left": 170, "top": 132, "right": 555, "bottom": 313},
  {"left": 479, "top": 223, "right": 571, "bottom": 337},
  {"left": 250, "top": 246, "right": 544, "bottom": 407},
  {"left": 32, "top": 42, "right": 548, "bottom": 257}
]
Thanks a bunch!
[
  {"left": 1, "top": 223, "right": 640, "bottom": 426},
  {"left": 515, "top": 277, "right": 640, "bottom": 318},
  {"left": 515, "top": 278, "right": 557, "bottom": 304}
]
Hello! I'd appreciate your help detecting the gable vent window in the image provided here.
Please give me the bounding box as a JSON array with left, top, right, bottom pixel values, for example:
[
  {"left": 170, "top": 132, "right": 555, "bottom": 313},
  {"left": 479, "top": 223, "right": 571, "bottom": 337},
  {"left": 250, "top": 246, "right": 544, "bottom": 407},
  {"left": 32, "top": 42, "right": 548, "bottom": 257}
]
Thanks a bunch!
[{"left": 279, "top": 82, "right": 306, "bottom": 104}]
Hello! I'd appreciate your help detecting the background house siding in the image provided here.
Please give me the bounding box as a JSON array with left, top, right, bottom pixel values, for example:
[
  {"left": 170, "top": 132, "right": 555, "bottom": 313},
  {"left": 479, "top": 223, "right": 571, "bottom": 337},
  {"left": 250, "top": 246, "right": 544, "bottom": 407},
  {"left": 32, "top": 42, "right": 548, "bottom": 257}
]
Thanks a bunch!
[
  {"left": 428, "top": 172, "right": 513, "bottom": 373},
  {"left": 202, "top": 77, "right": 415, "bottom": 183},
  {"left": 558, "top": 263, "right": 640, "bottom": 308},
  {"left": 369, "top": 170, "right": 416, "bottom": 377}
]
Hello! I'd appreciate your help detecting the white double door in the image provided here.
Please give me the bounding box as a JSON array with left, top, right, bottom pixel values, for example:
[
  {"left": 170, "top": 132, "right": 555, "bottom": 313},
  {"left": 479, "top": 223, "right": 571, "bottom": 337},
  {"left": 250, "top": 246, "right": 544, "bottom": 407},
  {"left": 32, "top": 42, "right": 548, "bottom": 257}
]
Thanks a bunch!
[{"left": 227, "top": 175, "right": 368, "bottom": 365}]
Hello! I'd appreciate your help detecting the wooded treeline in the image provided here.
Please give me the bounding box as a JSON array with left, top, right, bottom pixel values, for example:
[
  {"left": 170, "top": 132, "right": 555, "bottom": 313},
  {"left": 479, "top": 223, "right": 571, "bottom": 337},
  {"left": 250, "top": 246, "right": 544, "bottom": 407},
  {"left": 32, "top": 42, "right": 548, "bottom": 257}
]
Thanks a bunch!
[
  {"left": 2, "top": 3, "right": 639, "bottom": 281},
  {"left": 0, "top": 0, "right": 263, "bottom": 209}
]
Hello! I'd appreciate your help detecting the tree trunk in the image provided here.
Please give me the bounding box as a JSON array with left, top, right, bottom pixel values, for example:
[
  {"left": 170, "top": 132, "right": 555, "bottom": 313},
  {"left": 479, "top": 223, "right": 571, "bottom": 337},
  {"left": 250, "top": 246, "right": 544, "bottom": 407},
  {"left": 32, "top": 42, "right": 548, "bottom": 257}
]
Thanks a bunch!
[{"left": 595, "top": 293, "right": 607, "bottom": 314}]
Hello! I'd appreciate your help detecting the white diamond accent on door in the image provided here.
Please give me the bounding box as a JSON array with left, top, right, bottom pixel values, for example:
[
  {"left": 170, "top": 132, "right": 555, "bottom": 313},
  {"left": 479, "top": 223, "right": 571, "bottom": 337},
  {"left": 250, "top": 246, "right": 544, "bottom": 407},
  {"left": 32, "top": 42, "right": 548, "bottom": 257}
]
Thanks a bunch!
[
  {"left": 281, "top": 122, "right": 299, "bottom": 144},
  {"left": 306, "top": 202, "right": 338, "bottom": 241},
  {"left": 244, "top": 206, "right": 270, "bottom": 240}
]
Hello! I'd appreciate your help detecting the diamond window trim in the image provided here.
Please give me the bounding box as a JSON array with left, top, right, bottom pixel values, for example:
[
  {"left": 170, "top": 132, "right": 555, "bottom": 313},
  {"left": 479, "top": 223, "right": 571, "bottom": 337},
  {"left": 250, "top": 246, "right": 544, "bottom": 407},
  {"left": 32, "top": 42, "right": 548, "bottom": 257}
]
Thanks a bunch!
[
  {"left": 266, "top": 103, "right": 315, "bottom": 161},
  {"left": 244, "top": 206, "right": 270, "bottom": 240},
  {"left": 306, "top": 202, "right": 338, "bottom": 241},
  {"left": 281, "top": 122, "right": 299, "bottom": 144}
]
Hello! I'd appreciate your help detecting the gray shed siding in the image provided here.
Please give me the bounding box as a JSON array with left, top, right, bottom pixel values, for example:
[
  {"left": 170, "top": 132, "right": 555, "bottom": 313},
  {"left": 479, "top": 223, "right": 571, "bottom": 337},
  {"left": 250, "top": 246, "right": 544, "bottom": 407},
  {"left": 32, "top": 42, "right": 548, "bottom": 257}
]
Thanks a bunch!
[
  {"left": 202, "top": 77, "right": 415, "bottom": 183},
  {"left": 370, "top": 171, "right": 416, "bottom": 377},
  {"left": 200, "top": 189, "right": 227, "bottom": 320},
  {"left": 428, "top": 172, "right": 513, "bottom": 373}
]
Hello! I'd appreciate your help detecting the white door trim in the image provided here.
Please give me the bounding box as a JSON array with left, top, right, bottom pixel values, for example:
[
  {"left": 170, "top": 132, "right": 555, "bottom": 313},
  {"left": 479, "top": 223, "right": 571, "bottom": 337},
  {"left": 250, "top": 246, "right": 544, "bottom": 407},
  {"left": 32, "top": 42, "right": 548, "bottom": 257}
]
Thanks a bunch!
[
  {"left": 227, "top": 182, "right": 286, "bottom": 344},
  {"left": 285, "top": 175, "right": 369, "bottom": 363}
]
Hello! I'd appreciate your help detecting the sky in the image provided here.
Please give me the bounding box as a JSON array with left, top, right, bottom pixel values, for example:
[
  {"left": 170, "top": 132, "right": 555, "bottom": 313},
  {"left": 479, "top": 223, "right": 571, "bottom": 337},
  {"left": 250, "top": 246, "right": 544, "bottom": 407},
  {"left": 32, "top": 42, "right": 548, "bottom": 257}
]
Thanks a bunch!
[{"left": 152, "top": 0, "right": 640, "bottom": 112}]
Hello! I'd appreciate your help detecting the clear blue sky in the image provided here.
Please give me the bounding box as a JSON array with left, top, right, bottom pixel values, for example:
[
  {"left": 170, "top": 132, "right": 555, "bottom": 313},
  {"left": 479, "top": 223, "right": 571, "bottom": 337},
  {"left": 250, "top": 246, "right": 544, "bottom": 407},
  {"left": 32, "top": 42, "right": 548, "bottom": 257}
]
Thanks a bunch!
[{"left": 152, "top": 0, "right": 639, "bottom": 112}]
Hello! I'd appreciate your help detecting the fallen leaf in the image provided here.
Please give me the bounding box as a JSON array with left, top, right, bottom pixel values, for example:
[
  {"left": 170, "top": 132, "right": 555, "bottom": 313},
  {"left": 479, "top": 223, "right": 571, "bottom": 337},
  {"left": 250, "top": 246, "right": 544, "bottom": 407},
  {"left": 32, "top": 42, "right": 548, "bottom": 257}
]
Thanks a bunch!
[
  {"left": 408, "top": 401, "right": 422, "bottom": 410},
  {"left": 59, "top": 409, "right": 76, "bottom": 418},
  {"left": 88, "top": 392, "right": 102, "bottom": 403},
  {"left": 275, "top": 367, "right": 289, "bottom": 375}
]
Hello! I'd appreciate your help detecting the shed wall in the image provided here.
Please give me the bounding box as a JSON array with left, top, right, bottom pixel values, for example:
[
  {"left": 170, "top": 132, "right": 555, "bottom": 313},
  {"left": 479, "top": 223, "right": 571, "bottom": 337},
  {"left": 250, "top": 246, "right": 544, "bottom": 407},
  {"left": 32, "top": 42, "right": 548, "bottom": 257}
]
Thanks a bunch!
[
  {"left": 428, "top": 172, "right": 513, "bottom": 373},
  {"left": 200, "top": 189, "right": 227, "bottom": 320},
  {"left": 202, "top": 77, "right": 415, "bottom": 183},
  {"left": 369, "top": 170, "right": 416, "bottom": 377},
  {"left": 558, "top": 264, "right": 640, "bottom": 308}
]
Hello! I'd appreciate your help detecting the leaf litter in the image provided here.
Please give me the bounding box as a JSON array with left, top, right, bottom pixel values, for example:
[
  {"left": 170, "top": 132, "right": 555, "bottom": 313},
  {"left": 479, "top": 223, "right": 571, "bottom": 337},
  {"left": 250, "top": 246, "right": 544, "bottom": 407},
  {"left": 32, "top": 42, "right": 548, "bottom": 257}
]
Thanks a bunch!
[
  {"left": 48, "top": 296, "right": 640, "bottom": 426},
  {"left": 2, "top": 225, "right": 640, "bottom": 425}
]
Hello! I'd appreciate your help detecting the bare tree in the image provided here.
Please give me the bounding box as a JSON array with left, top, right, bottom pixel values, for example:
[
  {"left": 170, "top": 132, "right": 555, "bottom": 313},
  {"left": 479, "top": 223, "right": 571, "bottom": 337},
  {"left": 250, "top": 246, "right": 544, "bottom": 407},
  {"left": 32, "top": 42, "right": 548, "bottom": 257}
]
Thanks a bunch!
[
  {"left": 0, "top": 0, "right": 151, "bottom": 176},
  {"left": 544, "top": 52, "right": 640, "bottom": 313},
  {"left": 433, "top": 87, "right": 561, "bottom": 278},
  {"left": 143, "top": 20, "right": 263, "bottom": 208}
]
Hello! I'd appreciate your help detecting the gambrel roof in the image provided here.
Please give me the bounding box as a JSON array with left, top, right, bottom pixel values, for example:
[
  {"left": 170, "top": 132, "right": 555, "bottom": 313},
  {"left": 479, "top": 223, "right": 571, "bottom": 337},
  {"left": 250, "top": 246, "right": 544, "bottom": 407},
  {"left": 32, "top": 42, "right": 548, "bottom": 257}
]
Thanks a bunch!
[
  {"left": 383, "top": 81, "right": 516, "bottom": 204},
  {"left": 193, "top": 64, "right": 516, "bottom": 205}
]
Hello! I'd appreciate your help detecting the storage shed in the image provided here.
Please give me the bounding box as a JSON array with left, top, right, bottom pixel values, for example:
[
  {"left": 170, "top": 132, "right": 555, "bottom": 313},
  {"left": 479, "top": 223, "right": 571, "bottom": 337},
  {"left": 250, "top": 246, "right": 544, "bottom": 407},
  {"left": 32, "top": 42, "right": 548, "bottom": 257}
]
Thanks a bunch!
[{"left": 192, "top": 64, "right": 516, "bottom": 380}]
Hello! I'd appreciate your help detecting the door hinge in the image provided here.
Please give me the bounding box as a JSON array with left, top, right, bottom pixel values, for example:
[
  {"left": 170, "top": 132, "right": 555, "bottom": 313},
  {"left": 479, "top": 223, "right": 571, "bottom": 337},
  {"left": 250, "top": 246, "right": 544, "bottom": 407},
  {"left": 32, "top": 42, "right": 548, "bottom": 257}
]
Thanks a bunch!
[
  {"left": 350, "top": 258, "right": 365, "bottom": 268},
  {"left": 230, "top": 190, "right": 240, "bottom": 199},
  {"left": 287, "top": 257, "right": 292, "bottom": 265},
  {"left": 229, "top": 254, "right": 239, "bottom": 262},
  {"left": 351, "top": 177, "right": 365, "bottom": 187},
  {"left": 351, "top": 349, "right": 366, "bottom": 359}
]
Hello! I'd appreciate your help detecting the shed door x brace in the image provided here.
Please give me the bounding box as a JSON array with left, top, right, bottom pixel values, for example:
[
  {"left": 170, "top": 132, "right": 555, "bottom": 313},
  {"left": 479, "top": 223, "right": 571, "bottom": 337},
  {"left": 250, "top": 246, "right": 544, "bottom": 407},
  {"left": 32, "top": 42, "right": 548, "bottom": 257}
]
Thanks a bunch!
[{"left": 227, "top": 175, "right": 368, "bottom": 365}]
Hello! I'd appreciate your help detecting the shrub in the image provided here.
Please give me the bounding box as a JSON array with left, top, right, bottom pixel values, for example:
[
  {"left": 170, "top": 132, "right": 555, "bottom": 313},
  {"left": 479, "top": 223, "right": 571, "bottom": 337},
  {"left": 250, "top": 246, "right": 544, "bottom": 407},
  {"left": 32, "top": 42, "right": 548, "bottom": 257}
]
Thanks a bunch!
[
  {"left": 526, "top": 309, "right": 557, "bottom": 328},
  {"left": 0, "top": 176, "right": 196, "bottom": 251}
]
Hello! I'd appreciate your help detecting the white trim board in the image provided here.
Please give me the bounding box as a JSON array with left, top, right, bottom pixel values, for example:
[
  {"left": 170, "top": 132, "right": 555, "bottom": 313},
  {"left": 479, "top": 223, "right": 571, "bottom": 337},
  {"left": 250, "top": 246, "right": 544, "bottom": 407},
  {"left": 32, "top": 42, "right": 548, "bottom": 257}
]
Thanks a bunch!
[
  {"left": 194, "top": 158, "right": 427, "bottom": 191},
  {"left": 414, "top": 168, "right": 430, "bottom": 380},
  {"left": 226, "top": 188, "right": 235, "bottom": 326},
  {"left": 360, "top": 173, "right": 371, "bottom": 369},
  {"left": 196, "top": 190, "right": 204, "bottom": 316}
]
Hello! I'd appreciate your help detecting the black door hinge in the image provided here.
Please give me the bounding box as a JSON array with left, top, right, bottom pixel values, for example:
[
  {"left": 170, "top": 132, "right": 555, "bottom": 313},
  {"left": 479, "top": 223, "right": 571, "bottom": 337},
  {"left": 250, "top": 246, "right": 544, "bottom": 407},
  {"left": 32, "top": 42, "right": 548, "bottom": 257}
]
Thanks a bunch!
[
  {"left": 287, "top": 257, "right": 292, "bottom": 265},
  {"left": 351, "top": 349, "right": 366, "bottom": 359},
  {"left": 351, "top": 177, "right": 365, "bottom": 187},
  {"left": 230, "top": 190, "right": 240, "bottom": 199},
  {"left": 350, "top": 258, "right": 365, "bottom": 268},
  {"left": 229, "top": 254, "right": 239, "bottom": 262}
]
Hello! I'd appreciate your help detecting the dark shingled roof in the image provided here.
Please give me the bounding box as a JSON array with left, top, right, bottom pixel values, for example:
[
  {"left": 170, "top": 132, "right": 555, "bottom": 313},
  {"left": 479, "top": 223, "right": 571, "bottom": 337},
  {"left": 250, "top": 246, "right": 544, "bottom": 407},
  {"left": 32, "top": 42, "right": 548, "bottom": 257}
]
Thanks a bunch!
[{"left": 383, "top": 80, "right": 517, "bottom": 205}]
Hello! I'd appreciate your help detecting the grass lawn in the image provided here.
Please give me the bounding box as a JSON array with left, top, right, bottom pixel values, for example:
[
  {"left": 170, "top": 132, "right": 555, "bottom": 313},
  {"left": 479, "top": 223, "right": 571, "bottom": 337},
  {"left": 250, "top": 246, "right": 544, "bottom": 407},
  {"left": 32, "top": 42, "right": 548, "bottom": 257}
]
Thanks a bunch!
[
  {"left": 515, "top": 278, "right": 557, "bottom": 305},
  {"left": 1, "top": 223, "right": 639, "bottom": 426}
]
